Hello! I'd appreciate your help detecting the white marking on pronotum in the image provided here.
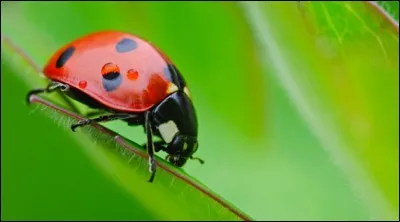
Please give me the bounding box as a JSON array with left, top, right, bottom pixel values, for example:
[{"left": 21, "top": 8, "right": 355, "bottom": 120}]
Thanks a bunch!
[{"left": 158, "top": 120, "right": 179, "bottom": 143}]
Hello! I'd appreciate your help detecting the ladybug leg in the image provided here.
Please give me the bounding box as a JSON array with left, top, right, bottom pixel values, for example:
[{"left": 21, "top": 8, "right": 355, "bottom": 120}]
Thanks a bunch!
[
  {"left": 145, "top": 111, "right": 157, "bottom": 183},
  {"left": 153, "top": 141, "right": 166, "bottom": 152},
  {"left": 71, "top": 113, "right": 139, "bottom": 132},
  {"left": 26, "top": 81, "right": 69, "bottom": 104},
  {"left": 141, "top": 141, "right": 166, "bottom": 152},
  {"left": 27, "top": 81, "right": 80, "bottom": 113},
  {"left": 85, "top": 110, "right": 107, "bottom": 118}
]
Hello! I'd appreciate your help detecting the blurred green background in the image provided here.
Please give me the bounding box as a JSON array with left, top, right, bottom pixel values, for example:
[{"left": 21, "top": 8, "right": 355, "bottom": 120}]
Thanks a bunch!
[{"left": 1, "top": 1, "right": 398, "bottom": 221}]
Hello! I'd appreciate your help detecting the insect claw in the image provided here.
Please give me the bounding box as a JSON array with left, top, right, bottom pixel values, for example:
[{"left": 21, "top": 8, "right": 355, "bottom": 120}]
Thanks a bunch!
[
  {"left": 70, "top": 124, "right": 78, "bottom": 132},
  {"left": 148, "top": 171, "right": 156, "bottom": 183}
]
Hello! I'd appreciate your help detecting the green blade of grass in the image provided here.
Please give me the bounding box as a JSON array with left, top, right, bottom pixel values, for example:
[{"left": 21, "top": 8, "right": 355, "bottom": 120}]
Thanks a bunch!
[
  {"left": 1, "top": 35, "right": 252, "bottom": 221},
  {"left": 240, "top": 1, "right": 398, "bottom": 220}
]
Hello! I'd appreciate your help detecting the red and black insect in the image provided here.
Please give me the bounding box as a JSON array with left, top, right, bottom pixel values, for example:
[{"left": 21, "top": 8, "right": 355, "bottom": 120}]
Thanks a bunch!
[{"left": 27, "top": 31, "right": 204, "bottom": 182}]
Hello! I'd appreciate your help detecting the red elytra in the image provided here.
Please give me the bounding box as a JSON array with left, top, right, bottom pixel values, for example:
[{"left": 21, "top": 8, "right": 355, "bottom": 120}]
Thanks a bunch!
[
  {"left": 43, "top": 31, "right": 178, "bottom": 112},
  {"left": 28, "top": 30, "right": 203, "bottom": 183}
]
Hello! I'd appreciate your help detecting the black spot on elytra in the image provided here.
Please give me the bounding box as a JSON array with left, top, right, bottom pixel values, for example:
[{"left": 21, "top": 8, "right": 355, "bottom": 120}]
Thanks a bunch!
[
  {"left": 116, "top": 38, "right": 137, "bottom": 53},
  {"left": 56, "top": 47, "right": 75, "bottom": 68},
  {"left": 164, "top": 64, "right": 186, "bottom": 89}
]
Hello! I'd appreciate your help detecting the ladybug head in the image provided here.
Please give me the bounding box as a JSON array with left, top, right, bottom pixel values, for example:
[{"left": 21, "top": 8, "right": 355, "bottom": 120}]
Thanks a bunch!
[
  {"left": 152, "top": 90, "right": 199, "bottom": 167},
  {"left": 165, "top": 134, "right": 198, "bottom": 167}
]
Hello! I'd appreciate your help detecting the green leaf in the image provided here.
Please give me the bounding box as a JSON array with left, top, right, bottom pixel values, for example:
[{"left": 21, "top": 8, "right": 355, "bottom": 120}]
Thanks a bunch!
[
  {"left": 1, "top": 36, "right": 251, "bottom": 221},
  {"left": 240, "top": 1, "right": 398, "bottom": 220}
]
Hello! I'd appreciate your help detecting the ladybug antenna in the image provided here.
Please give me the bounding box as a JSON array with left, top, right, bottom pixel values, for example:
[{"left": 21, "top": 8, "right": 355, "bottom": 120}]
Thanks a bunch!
[{"left": 190, "top": 156, "right": 205, "bottom": 165}]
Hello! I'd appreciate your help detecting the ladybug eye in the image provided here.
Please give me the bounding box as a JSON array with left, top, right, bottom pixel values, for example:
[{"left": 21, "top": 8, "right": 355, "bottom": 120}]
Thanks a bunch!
[{"left": 102, "top": 63, "right": 120, "bottom": 80}]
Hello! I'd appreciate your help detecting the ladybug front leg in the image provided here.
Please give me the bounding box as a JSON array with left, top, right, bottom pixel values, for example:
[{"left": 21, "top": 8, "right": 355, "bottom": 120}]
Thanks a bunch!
[
  {"left": 145, "top": 111, "right": 157, "bottom": 183},
  {"left": 141, "top": 141, "right": 166, "bottom": 152}
]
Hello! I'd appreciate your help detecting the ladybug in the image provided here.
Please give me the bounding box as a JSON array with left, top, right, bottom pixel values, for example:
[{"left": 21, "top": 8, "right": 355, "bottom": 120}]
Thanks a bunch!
[{"left": 27, "top": 31, "right": 204, "bottom": 182}]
